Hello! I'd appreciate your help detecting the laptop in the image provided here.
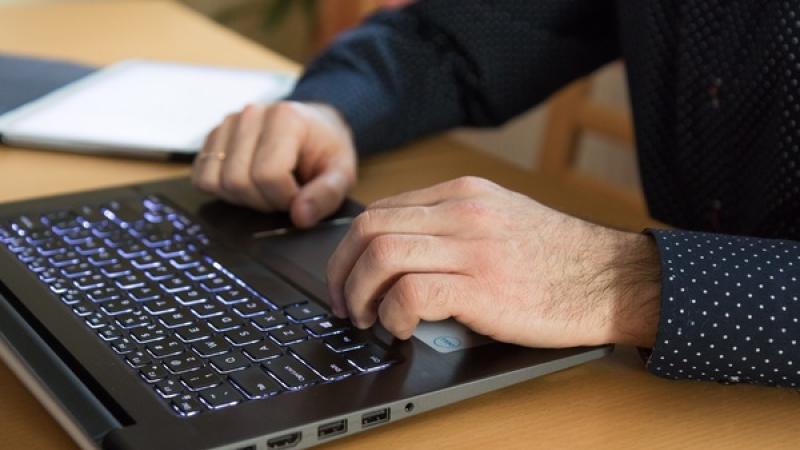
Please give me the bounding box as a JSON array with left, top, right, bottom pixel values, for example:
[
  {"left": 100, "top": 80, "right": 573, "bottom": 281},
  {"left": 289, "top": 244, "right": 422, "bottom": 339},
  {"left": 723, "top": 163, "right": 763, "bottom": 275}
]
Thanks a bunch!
[{"left": 0, "top": 177, "right": 610, "bottom": 449}]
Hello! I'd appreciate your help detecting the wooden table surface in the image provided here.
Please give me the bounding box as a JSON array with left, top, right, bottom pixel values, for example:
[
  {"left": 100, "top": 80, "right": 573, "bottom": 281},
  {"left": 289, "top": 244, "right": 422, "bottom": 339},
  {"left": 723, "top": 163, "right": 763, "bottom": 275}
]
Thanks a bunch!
[{"left": 0, "top": 2, "right": 798, "bottom": 449}]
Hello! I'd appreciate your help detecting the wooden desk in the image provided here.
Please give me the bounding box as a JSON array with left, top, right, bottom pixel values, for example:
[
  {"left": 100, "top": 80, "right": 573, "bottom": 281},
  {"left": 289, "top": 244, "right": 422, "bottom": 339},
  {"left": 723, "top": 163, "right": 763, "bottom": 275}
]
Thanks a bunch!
[{"left": 0, "top": 2, "right": 797, "bottom": 449}]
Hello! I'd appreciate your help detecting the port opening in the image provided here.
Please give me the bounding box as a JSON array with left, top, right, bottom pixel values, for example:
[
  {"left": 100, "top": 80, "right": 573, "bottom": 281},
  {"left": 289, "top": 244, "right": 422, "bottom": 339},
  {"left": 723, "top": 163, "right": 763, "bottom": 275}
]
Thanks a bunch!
[
  {"left": 361, "top": 408, "right": 391, "bottom": 428},
  {"left": 267, "top": 432, "right": 301, "bottom": 449},
  {"left": 318, "top": 419, "right": 348, "bottom": 439}
]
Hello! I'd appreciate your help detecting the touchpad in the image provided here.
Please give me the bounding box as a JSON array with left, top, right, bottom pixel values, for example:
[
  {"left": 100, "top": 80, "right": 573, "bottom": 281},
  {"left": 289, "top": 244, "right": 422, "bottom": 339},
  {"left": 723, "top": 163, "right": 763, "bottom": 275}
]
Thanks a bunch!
[{"left": 253, "top": 220, "right": 351, "bottom": 283}]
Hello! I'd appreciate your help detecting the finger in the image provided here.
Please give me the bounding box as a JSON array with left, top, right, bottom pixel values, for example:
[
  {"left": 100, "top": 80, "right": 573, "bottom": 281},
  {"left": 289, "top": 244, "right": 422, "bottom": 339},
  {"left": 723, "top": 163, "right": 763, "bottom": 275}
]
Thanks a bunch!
[
  {"left": 290, "top": 160, "right": 354, "bottom": 228},
  {"left": 192, "top": 115, "right": 238, "bottom": 195},
  {"left": 368, "top": 176, "right": 497, "bottom": 210},
  {"left": 249, "top": 105, "right": 302, "bottom": 210},
  {"left": 326, "top": 206, "right": 457, "bottom": 318},
  {"left": 378, "top": 273, "right": 471, "bottom": 339},
  {"left": 344, "top": 234, "right": 468, "bottom": 328},
  {"left": 219, "top": 105, "right": 274, "bottom": 210},
  {"left": 191, "top": 127, "right": 218, "bottom": 187}
]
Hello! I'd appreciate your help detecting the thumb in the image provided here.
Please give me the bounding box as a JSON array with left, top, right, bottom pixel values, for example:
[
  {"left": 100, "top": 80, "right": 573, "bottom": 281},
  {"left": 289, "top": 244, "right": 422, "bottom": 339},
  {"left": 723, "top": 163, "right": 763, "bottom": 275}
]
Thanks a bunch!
[{"left": 290, "top": 163, "right": 353, "bottom": 228}]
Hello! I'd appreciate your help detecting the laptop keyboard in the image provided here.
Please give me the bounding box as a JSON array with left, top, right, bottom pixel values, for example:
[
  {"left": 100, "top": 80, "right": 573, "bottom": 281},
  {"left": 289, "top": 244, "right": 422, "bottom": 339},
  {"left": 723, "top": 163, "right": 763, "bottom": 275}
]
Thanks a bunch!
[{"left": 0, "top": 195, "right": 396, "bottom": 417}]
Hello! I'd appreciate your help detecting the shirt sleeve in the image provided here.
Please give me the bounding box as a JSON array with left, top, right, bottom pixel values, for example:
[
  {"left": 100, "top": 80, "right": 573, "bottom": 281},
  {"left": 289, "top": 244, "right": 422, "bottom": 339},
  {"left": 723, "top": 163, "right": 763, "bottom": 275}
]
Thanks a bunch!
[
  {"left": 647, "top": 229, "right": 800, "bottom": 387},
  {"left": 287, "top": 0, "right": 619, "bottom": 155}
]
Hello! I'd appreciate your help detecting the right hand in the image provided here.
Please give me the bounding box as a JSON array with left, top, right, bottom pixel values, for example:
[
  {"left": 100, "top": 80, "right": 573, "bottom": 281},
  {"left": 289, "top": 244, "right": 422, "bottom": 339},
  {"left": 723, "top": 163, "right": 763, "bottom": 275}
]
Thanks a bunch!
[{"left": 191, "top": 101, "right": 357, "bottom": 228}]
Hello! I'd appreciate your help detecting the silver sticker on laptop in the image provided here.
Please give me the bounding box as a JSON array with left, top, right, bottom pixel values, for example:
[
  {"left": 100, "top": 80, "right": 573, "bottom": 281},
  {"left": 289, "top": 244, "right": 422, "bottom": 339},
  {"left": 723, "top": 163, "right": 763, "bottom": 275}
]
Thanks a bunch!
[{"left": 413, "top": 319, "right": 494, "bottom": 353}]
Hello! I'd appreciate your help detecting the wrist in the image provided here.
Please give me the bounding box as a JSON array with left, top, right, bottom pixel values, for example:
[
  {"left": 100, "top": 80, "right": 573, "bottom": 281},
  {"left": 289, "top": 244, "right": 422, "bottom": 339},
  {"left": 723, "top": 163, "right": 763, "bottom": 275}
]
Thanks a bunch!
[{"left": 599, "top": 231, "right": 661, "bottom": 347}]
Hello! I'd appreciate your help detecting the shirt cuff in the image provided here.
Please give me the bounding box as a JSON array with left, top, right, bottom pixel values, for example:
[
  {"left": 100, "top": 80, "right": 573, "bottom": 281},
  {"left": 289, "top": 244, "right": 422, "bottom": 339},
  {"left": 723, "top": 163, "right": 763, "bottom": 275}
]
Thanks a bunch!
[{"left": 645, "top": 228, "right": 800, "bottom": 387}]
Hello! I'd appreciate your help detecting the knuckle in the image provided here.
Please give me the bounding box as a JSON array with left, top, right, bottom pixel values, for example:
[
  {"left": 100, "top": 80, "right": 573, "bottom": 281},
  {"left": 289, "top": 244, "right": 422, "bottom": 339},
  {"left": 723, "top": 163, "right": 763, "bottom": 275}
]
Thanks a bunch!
[
  {"left": 451, "top": 176, "right": 495, "bottom": 194},
  {"left": 392, "top": 276, "right": 422, "bottom": 314},
  {"left": 315, "top": 176, "right": 342, "bottom": 201},
  {"left": 268, "top": 101, "right": 301, "bottom": 124},
  {"left": 220, "top": 173, "right": 249, "bottom": 195},
  {"left": 365, "top": 234, "right": 398, "bottom": 269},
  {"left": 250, "top": 164, "right": 281, "bottom": 188},
  {"left": 351, "top": 210, "right": 377, "bottom": 240},
  {"left": 202, "top": 127, "right": 219, "bottom": 148},
  {"left": 238, "top": 104, "right": 264, "bottom": 132},
  {"left": 222, "top": 113, "right": 239, "bottom": 127}
]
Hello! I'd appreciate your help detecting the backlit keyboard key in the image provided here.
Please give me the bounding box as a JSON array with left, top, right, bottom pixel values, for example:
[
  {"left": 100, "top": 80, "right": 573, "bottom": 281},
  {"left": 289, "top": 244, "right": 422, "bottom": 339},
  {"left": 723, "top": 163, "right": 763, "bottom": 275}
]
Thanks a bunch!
[
  {"left": 209, "top": 351, "right": 250, "bottom": 373},
  {"left": 346, "top": 345, "right": 395, "bottom": 372},
  {"left": 229, "top": 367, "right": 281, "bottom": 398},
  {"left": 176, "top": 323, "right": 212, "bottom": 343},
  {"left": 115, "top": 310, "right": 151, "bottom": 329},
  {"left": 242, "top": 340, "right": 282, "bottom": 362},
  {"left": 290, "top": 340, "right": 354, "bottom": 381},
  {"left": 143, "top": 298, "right": 179, "bottom": 315},
  {"left": 324, "top": 332, "right": 367, "bottom": 352},
  {"left": 176, "top": 288, "right": 209, "bottom": 306},
  {"left": 190, "top": 302, "right": 224, "bottom": 318},
  {"left": 200, "top": 277, "right": 231, "bottom": 293},
  {"left": 192, "top": 336, "right": 229, "bottom": 357},
  {"left": 305, "top": 318, "right": 349, "bottom": 337},
  {"left": 87, "top": 286, "right": 124, "bottom": 303},
  {"left": 147, "top": 339, "right": 183, "bottom": 358},
  {"left": 224, "top": 325, "right": 260, "bottom": 346},
  {"left": 160, "top": 277, "right": 192, "bottom": 293},
  {"left": 130, "top": 324, "right": 168, "bottom": 344},
  {"left": 164, "top": 352, "right": 204, "bottom": 375},
  {"left": 181, "top": 367, "right": 222, "bottom": 392},
  {"left": 251, "top": 313, "right": 287, "bottom": 331},
  {"left": 232, "top": 300, "right": 271, "bottom": 318},
  {"left": 129, "top": 284, "right": 161, "bottom": 302},
  {"left": 172, "top": 393, "right": 204, "bottom": 416},
  {"left": 269, "top": 325, "right": 307, "bottom": 346},
  {"left": 208, "top": 314, "right": 242, "bottom": 332},
  {"left": 263, "top": 356, "right": 318, "bottom": 390},
  {"left": 198, "top": 383, "right": 242, "bottom": 409},
  {"left": 285, "top": 303, "right": 326, "bottom": 322},
  {"left": 155, "top": 378, "right": 183, "bottom": 398},
  {"left": 216, "top": 289, "right": 249, "bottom": 305},
  {"left": 159, "top": 310, "right": 193, "bottom": 328},
  {"left": 126, "top": 351, "right": 152, "bottom": 368},
  {"left": 140, "top": 364, "right": 169, "bottom": 383}
]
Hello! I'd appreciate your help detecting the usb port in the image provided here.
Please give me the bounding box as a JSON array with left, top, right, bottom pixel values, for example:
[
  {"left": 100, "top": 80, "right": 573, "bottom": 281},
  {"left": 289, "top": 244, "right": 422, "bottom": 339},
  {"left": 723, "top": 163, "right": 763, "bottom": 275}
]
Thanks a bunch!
[
  {"left": 318, "top": 419, "right": 347, "bottom": 439},
  {"left": 361, "top": 408, "right": 390, "bottom": 428},
  {"left": 267, "top": 432, "right": 301, "bottom": 449}
]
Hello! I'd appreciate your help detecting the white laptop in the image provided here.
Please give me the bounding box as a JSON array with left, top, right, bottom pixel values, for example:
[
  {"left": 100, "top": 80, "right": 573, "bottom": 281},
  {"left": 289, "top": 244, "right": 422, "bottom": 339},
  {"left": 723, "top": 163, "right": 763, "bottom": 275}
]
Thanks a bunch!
[{"left": 0, "top": 59, "right": 295, "bottom": 158}]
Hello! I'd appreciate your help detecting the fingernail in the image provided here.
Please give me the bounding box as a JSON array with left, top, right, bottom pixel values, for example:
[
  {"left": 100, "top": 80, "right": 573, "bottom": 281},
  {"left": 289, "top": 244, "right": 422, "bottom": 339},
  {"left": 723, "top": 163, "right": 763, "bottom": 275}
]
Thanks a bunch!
[
  {"left": 298, "top": 200, "right": 317, "bottom": 224},
  {"left": 333, "top": 306, "right": 347, "bottom": 319}
]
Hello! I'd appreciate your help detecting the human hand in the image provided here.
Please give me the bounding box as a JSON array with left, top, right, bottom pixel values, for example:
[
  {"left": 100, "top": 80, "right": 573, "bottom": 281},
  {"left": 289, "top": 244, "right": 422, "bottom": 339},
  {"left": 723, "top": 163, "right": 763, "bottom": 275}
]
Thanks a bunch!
[
  {"left": 192, "top": 101, "right": 357, "bottom": 228},
  {"left": 327, "top": 177, "right": 662, "bottom": 348}
]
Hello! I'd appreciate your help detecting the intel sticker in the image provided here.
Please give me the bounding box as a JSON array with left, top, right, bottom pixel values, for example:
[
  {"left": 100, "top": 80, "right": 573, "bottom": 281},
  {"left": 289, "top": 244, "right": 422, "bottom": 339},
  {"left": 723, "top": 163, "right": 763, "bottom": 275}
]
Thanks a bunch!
[{"left": 413, "top": 319, "right": 493, "bottom": 354}]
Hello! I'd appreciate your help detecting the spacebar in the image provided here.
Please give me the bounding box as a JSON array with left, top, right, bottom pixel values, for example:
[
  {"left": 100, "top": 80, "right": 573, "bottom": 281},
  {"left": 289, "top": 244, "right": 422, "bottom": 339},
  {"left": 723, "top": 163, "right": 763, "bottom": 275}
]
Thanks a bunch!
[{"left": 203, "top": 246, "right": 309, "bottom": 308}]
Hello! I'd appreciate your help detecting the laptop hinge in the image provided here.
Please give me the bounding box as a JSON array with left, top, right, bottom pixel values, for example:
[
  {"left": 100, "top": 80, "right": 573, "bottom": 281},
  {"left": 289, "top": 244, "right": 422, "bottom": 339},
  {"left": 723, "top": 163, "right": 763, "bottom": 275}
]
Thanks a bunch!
[{"left": 0, "top": 291, "right": 121, "bottom": 448}]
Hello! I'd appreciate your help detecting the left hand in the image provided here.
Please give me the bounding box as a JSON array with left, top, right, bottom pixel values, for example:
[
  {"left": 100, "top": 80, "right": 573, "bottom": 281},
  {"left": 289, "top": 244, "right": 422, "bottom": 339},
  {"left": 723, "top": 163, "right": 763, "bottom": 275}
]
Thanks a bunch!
[{"left": 327, "top": 176, "right": 662, "bottom": 348}]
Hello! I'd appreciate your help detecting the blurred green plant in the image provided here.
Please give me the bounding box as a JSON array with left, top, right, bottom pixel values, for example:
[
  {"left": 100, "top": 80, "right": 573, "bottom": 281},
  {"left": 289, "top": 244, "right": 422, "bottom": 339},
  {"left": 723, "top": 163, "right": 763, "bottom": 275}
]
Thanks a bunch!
[
  {"left": 214, "top": 0, "right": 318, "bottom": 30},
  {"left": 264, "top": 0, "right": 318, "bottom": 28}
]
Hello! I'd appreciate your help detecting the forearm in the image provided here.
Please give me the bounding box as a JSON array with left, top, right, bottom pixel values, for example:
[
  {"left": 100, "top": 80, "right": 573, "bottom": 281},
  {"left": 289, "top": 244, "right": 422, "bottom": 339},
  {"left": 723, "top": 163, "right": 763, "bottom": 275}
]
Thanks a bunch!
[{"left": 288, "top": 0, "right": 620, "bottom": 155}]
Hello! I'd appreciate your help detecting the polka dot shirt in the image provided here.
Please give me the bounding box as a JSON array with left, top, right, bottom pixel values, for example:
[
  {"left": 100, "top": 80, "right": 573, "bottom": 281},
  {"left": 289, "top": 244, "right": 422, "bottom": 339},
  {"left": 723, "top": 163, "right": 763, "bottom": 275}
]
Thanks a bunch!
[
  {"left": 649, "top": 230, "right": 800, "bottom": 386},
  {"left": 288, "top": 1, "right": 800, "bottom": 387}
]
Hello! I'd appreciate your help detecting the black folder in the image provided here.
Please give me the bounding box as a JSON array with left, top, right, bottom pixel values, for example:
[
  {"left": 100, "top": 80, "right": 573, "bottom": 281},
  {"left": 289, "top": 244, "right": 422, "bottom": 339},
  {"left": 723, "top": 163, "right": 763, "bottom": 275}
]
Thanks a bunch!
[{"left": 0, "top": 53, "right": 95, "bottom": 116}]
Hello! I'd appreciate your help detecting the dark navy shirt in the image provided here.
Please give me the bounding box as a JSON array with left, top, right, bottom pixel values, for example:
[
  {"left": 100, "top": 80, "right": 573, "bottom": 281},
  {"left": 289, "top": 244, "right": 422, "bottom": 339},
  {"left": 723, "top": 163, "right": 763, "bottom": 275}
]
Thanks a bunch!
[{"left": 288, "top": 0, "right": 800, "bottom": 387}]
